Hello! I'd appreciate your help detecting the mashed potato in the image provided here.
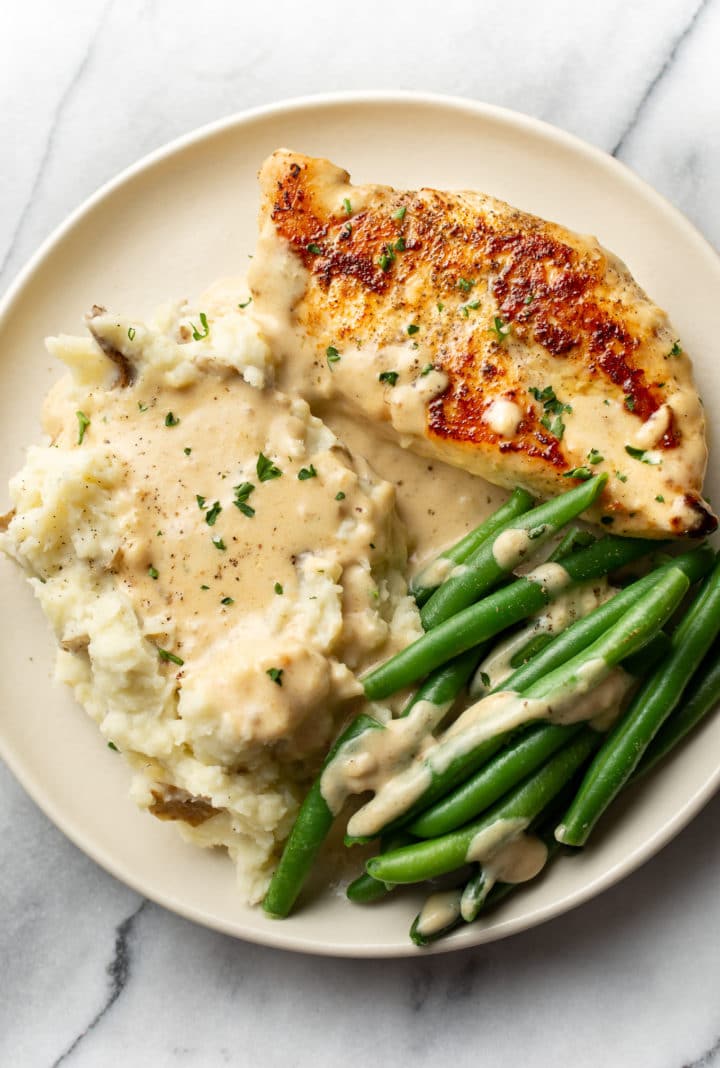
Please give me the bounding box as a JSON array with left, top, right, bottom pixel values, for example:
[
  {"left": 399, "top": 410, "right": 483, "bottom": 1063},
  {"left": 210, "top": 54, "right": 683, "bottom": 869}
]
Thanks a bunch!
[{"left": 1, "top": 296, "right": 421, "bottom": 902}]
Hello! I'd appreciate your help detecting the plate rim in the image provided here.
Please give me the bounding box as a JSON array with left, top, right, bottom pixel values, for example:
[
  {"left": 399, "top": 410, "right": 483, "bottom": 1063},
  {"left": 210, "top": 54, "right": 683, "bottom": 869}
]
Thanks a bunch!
[{"left": 1, "top": 89, "right": 719, "bottom": 958}]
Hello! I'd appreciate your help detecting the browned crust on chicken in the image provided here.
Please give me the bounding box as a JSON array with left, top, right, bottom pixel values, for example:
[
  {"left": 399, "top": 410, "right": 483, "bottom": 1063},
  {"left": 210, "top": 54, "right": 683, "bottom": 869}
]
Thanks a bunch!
[{"left": 252, "top": 151, "right": 716, "bottom": 538}]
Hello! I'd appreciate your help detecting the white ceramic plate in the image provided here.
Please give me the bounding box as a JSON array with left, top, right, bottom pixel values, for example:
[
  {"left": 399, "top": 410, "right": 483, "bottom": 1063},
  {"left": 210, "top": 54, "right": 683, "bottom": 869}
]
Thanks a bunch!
[{"left": 1, "top": 92, "right": 719, "bottom": 957}]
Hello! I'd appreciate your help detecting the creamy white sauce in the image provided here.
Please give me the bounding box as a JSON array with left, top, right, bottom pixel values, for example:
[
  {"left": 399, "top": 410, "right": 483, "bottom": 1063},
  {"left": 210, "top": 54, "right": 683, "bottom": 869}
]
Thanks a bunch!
[
  {"left": 470, "top": 580, "right": 613, "bottom": 696},
  {"left": 414, "top": 554, "right": 456, "bottom": 590},
  {"left": 347, "top": 654, "right": 621, "bottom": 838},
  {"left": 492, "top": 528, "right": 535, "bottom": 570},
  {"left": 414, "top": 889, "right": 463, "bottom": 938},
  {"left": 465, "top": 817, "right": 528, "bottom": 864},
  {"left": 634, "top": 404, "right": 671, "bottom": 450},
  {"left": 484, "top": 398, "right": 523, "bottom": 437},
  {"left": 524, "top": 561, "right": 571, "bottom": 596},
  {"left": 389, "top": 370, "right": 449, "bottom": 439},
  {"left": 320, "top": 697, "right": 448, "bottom": 816},
  {"left": 483, "top": 833, "right": 548, "bottom": 885}
]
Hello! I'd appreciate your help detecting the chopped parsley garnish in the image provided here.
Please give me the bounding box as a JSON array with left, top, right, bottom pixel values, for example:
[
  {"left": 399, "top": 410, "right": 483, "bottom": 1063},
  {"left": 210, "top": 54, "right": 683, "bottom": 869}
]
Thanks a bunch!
[
  {"left": 524, "top": 293, "right": 535, "bottom": 305},
  {"left": 127, "top": 326, "right": 136, "bottom": 340},
  {"left": 107, "top": 741, "right": 119, "bottom": 752},
  {"left": 257, "top": 452, "right": 282, "bottom": 482},
  {"left": 393, "top": 206, "right": 407, "bottom": 221},
  {"left": 540, "top": 413, "right": 565, "bottom": 438},
  {"left": 343, "top": 197, "right": 352, "bottom": 216},
  {"left": 378, "top": 371, "right": 399, "bottom": 387},
  {"left": 421, "top": 364, "right": 434, "bottom": 376},
  {"left": 76, "top": 411, "right": 90, "bottom": 445},
  {"left": 298, "top": 465, "right": 317, "bottom": 481},
  {"left": 274, "top": 582, "right": 284, "bottom": 595},
  {"left": 307, "top": 243, "right": 322, "bottom": 254},
  {"left": 656, "top": 494, "right": 665, "bottom": 502},
  {"left": 563, "top": 466, "right": 593, "bottom": 481},
  {"left": 603, "top": 399, "right": 611, "bottom": 406},
  {"left": 342, "top": 222, "right": 352, "bottom": 238},
  {"left": 335, "top": 491, "right": 346, "bottom": 501},
  {"left": 220, "top": 596, "right": 234, "bottom": 606},
  {"left": 528, "top": 524, "right": 547, "bottom": 539},
  {"left": 529, "top": 385, "right": 571, "bottom": 441},
  {"left": 669, "top": 340, "right": 682, "bottom": 356},
  {"left": 587, "top": 449, "right": 604, "bottom": 465},
  {"left": 266, "top": 667, "right": 284, "bottom": 686},
  {"left": 326, "top": 345, "right": 341, "bottom": 367},
  {"left": 625, "top": 445, "right": 660, "bottom": 465},
  {"left": 490, "top": 316, "right": 511, "bottom": 342},
  {"left": 233, "top": 481, "right": 255, "bottom": 517},
  {"left": 138, "top": 401, "right": 149, "bottom": 412},
  {"left": 200, "top": 584, "right": 210, "bottom": 590},
  {"left": 394, "top": 236, "right": 406, "bottom": 252},
  {"left": 378, "top": 245, "right": 396, "bottom": 272},
  {"left": 158, "top": 648, "right": 184, "bottom": 666},
  {"left": 183, "top": 447, "right": 192, "bottom": 455},
  {"left": 479, "top": 671, "right": 491, "bottom": 689},
  {"left": 460, "top": 300, "right": 480, "bottom": 318},
  {"left": 437, "top": 302, "right": 444, "bottom": 313},
  {"left": 615, "top": 471, "right": 628, "bottom": 483},
  {"left": 165, "top": 412, "right": 180, "bottom": 427},
  {"left": 624, "top": 394, "right": 635, "bottom": 412},
  {"left": 234, "top": 482, "right": 254, "bottom": 502},
  {"left": 238, "top": 298, "right": 252, "bottom": 309},
  {"left": 457, "top": 278, "right": 475, "bottom": 292},
  {"left": 190, "top": 312, "right": 209, "bottom": 340},
  {"left": 148, "top": 564, "right": 159, "bottom": 580},
  {"left": 196, "top": 494, "right": 207, "bottom": 509},
  {"left": 407, "top": 323, "right": 420, "bottom": 335},
  {"left": 204, "top": 501, "right": 222, "bottom": 526},
  {"left": 212, "top": 535, "right": 226, "bottom": 550}
]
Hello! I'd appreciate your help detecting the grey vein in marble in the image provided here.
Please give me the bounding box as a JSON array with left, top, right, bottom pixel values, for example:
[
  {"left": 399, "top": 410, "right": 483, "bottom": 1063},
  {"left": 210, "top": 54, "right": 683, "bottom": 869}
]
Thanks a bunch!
[
  {"left": 51, "top": 901, "right": 147, "bottom": 1068},
  {"left": 612, "top": 0, "right": 711, "bottom": 157}
]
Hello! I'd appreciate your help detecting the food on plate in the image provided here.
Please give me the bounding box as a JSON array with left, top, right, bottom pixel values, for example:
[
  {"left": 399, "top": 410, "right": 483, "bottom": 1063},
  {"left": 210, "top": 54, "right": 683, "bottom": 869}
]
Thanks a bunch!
[
  {"left": 3, "top": 150, "right": 719, "bottom": 946},
  {"left": 249, "top": 149, "right": 717, "bottom": 539},
  {"left": 0, "top": 297, "right": 421, "bottom": 903}
]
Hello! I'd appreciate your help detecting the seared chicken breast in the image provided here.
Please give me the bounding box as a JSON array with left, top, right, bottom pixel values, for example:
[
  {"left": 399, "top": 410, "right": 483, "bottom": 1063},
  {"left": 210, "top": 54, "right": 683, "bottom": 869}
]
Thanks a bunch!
[{"left": 249, "top": 150, "right": 716, "bottom": 538}]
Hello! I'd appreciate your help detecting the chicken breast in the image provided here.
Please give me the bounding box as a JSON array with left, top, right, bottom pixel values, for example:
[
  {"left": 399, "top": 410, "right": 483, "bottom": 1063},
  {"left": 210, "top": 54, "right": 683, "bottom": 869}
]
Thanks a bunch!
[{"left": 248, "top": 150, "right": 716, "bottom": 538}]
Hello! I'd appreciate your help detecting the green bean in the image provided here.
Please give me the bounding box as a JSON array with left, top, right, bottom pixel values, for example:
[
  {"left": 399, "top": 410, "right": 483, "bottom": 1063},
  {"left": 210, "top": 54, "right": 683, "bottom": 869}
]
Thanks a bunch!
[
  {"left": 460, "top": 867, "right": 494, "bottom": 922},
  {"left": 411, "top": 487, "right": 534, "bottom": 606},
  {"left": 341, "top": 652, "right": 485, "bottom": 850},
  {"left": 487, "top": 546, "right": 714, "bottom": 699},
  {"left": 638, "top": 637, "right": 720, "bottom": 776},
  {"left": 411, "top": 631, "right": 670, "bottom": 839},
  {"left": 409, "top": 723, "right": 584, "bottom": 838},
  {"left": 547, "top": 525, "right": 596, "bottom": 563},
  {"left": 353, "top": 566, "right": 689, "bottom": 840},
  {"left": 420, "top": 476, "right": 608, "bottom": 630},
  {"left": 410, "top": 889, "right": 464, "bottom": 946},
  {"left": 557, "top": 554, "right": 720, "bottom": 847},
  {"left": 465, "top": 791, "right": 572, "bottom": 921},
  {"left": 466, "top": 648, "right": 720, "bottom": 922},
  {"left": 367, "top": 730, "right": 601, "bottom": 885},
  {"left": 263, "top": 714, "right": 382, "bottom": 918},
  {"left": 401, "top": 647, "right": 484, "bottom": 718},
  {"left": 346, "top": 831, "right": 415, "bottom": 903},
  {"left": 362, "top": 534, "right": 660, "bottom": 702}
]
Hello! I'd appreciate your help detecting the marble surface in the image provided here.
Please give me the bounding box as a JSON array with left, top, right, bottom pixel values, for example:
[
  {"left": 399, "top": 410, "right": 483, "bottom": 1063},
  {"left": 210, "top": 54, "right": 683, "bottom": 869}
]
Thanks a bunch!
[{"left": 1, "top": 1, "right": 719, "bottom": 1065}]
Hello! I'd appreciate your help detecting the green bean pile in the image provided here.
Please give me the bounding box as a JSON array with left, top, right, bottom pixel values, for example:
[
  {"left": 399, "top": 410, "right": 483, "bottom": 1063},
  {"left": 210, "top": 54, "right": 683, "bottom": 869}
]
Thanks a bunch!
[{"left": 263, "top": 478, "right": 720, "bottom": 945}]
